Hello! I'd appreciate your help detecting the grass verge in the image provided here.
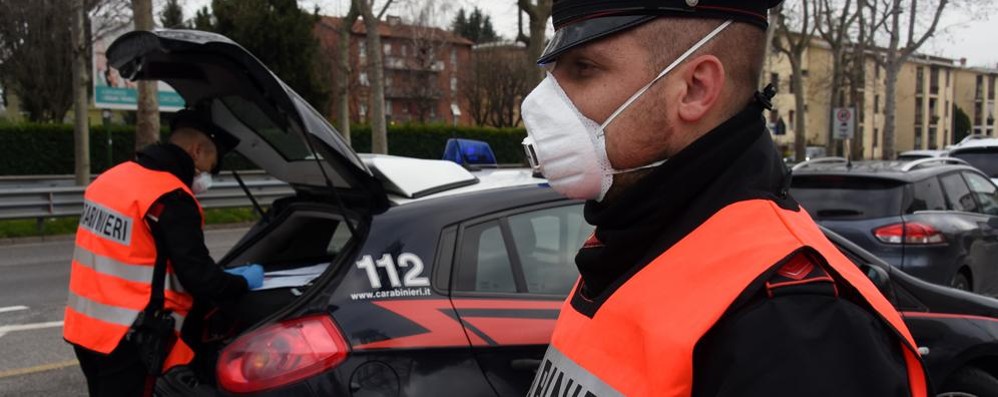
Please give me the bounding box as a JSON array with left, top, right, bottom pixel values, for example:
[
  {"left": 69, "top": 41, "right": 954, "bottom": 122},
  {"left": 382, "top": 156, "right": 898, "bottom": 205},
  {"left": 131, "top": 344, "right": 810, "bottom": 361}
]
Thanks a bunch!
[{"left": 0, "top": 207, "right": 260, "bottom": 239}]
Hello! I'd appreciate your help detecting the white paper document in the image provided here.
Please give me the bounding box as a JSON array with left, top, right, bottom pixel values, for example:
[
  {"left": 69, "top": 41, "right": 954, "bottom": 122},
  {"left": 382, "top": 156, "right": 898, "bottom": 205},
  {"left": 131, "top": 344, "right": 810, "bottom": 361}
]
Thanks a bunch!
[{"left": 256, "top": 263, "right": 330, "bottom": 291}]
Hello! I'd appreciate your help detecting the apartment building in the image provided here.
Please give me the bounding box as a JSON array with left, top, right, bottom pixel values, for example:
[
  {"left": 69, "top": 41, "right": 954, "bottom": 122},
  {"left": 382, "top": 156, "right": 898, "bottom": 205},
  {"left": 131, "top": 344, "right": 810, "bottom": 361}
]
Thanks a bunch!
[
  {"left": 953, "top": 65, "right": 998, "bottom": 138},
  {"left": 316, "top": 15, "right": 474, "bottom": 126},
  {"left": 764, "top": 35, "right": 986, "bottom": 159}
]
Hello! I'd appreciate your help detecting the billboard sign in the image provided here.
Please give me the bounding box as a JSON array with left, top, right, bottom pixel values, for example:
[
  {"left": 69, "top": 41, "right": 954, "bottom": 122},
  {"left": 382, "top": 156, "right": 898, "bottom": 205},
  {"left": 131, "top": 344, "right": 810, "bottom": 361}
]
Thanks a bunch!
[{"left": 92, "top": 25, "right": 185, "bottom": 111}]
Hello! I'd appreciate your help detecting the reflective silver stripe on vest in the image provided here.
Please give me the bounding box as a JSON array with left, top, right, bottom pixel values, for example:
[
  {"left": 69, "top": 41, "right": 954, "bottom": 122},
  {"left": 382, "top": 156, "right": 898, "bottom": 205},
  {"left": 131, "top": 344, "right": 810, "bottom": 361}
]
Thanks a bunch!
[
  {"left": 67, "top": 292, "right": 184, "bottom": 333},
  {"left": 528, "top": 344, "right": 623, "bottom": 397},
  {"left": 73, "top": 247, "right": 187, "bottom": 294}
]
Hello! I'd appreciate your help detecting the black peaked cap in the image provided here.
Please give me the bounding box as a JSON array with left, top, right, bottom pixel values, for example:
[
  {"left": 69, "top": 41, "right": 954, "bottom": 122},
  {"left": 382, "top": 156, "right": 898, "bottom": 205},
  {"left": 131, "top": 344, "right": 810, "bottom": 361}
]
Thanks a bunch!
[{"left": 539, "top": 0, "right": 783, "bottom": 64}]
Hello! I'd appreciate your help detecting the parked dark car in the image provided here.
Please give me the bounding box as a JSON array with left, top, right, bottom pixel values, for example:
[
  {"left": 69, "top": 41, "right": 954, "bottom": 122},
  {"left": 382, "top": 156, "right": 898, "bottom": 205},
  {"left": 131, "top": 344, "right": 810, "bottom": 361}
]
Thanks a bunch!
[
  {"left": 109, "top": 30, "right": 998, "bottom": 397},
  {"left": 948, "top": 138, "right": 998, "bottom": 186},
  {"left": 791, "top": 157, "right": 998, "bottom": 296}
]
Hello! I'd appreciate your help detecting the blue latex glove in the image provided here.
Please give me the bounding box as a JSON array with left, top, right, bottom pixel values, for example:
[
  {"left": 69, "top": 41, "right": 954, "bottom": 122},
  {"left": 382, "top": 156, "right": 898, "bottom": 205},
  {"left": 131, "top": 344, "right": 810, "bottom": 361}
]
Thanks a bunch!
[{"left": 225, "top": 264, "right": 264, "bottom": 290}]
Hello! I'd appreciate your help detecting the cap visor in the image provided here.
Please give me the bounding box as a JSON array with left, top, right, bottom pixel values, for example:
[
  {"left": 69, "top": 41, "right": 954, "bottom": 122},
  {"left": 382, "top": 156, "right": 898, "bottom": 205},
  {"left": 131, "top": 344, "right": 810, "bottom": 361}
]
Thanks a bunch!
[{"left": 538, "top": 15, "right": 657, "bottom": 65}]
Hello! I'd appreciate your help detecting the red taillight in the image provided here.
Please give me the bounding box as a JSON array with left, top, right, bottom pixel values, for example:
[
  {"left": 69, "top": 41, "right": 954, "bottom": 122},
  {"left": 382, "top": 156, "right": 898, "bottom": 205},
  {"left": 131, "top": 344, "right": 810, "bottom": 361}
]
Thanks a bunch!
[
  {"left": 217, "top": 314, "right": 349, "bottom": 393},
  {"left": 873, "top": 222, "right": 946, "bottom": 244}
]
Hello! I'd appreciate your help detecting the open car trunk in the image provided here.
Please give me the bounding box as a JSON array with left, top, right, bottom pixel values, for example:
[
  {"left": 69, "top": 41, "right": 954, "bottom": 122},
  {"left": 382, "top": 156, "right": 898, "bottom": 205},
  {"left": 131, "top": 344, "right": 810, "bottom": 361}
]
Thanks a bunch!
[{"left": 105, "top": 30, "right": 386, "bottom": 394}]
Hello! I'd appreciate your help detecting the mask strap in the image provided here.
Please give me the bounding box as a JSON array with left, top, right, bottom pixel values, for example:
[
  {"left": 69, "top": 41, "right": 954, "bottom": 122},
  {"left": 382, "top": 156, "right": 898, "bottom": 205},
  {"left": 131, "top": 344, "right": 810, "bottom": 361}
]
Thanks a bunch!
[{"left": 600, "top": 19, "right": 733, "bottom": 131}]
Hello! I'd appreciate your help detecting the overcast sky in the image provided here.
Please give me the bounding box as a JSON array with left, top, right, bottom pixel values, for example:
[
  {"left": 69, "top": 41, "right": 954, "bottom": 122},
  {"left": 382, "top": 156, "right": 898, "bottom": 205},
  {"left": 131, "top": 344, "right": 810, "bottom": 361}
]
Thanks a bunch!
[{"left": 178, "top": 0, "right": 997, "bottom": 69}]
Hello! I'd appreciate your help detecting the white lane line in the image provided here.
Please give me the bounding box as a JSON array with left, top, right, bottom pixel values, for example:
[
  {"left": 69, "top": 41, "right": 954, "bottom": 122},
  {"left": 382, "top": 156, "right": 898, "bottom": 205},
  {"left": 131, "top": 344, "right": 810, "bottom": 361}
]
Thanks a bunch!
[
  {"left": 0, "top": 321, "right": 63, "bottom": 338},
  {"left": 0, "top": 305, "right": 29, "bottom": 314}
]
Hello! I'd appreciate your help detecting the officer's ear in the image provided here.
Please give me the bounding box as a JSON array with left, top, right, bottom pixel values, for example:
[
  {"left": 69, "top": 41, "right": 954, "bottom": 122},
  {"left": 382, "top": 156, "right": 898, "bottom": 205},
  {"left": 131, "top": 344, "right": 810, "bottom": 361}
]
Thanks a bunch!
[{"left": 676, "top": 54, "right": 725, "bottom": 123}]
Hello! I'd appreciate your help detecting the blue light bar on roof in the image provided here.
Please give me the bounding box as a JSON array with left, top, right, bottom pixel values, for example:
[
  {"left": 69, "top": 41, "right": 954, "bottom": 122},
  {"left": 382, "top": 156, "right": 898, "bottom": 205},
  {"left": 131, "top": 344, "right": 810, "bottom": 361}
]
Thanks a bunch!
[{"left": 443, "top": 138, "right": 498, "bottom": 167}]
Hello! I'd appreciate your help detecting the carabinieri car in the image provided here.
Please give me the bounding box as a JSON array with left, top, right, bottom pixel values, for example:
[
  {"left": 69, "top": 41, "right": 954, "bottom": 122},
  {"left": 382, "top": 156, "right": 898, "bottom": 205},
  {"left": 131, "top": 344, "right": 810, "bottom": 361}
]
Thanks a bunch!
[{"left": 108, "top": 30, "right": 998, "bottom": 397}]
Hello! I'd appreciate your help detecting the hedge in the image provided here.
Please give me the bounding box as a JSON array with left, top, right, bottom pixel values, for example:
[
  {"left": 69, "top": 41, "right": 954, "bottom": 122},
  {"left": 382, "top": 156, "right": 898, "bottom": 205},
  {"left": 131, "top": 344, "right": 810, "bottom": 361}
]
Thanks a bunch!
[{"left": 0, "top": 122, "right": 527, "bottom": 175}]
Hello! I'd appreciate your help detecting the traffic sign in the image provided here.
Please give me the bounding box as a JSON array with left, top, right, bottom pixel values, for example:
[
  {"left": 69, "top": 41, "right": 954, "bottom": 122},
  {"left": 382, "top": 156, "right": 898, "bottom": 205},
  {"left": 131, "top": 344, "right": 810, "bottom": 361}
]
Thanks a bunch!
[{"left": 833, "top": 107, "right": 855, "bottom": 140}]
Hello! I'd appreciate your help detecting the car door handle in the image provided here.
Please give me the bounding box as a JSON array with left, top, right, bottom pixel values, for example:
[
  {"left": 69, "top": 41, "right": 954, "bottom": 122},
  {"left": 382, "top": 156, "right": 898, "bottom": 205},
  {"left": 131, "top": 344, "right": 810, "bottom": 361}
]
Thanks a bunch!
[{"left": 510, "top": 358, "right": 542, "bottom": 372}]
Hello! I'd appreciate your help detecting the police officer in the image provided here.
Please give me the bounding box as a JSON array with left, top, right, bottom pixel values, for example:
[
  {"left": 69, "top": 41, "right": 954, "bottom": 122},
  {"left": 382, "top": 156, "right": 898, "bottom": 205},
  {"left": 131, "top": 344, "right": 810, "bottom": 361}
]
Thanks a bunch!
[
  {"left": 520, "top": 1, "right": 929, "bottom": 396},
  {"left": 64, "top": 109, "right": 264, "bottom": 396}
]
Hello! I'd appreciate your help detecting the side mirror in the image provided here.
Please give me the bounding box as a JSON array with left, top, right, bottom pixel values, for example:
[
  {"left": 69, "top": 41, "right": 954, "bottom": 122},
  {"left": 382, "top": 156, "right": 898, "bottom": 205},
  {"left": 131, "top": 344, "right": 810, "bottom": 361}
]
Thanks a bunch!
[{"left": 862, "top": 264, "right": 892, "bottom": 295}]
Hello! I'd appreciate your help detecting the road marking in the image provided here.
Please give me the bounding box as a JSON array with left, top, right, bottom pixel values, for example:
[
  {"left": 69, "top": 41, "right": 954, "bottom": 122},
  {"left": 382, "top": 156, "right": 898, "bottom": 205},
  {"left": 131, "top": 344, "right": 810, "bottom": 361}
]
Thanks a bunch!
[
  {"left": 0, "top": 321, "right": 63, "bottom": 338},
  {"left": 0, "top": 360, "right": 78, "bottom": 379},
  {"left": 0, "top": 306, "right": 28, "bottom": 314}
]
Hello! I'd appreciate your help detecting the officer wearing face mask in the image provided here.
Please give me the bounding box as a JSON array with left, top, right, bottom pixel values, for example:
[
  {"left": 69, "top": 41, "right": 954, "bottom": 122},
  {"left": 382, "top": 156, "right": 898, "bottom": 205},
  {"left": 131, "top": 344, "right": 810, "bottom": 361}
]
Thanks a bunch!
[
  {"left": 522, "top": 1, "right": 929, "bottom": 396},
  {"left": 64, "top": 109, "right": 263, "bottom": 396}
]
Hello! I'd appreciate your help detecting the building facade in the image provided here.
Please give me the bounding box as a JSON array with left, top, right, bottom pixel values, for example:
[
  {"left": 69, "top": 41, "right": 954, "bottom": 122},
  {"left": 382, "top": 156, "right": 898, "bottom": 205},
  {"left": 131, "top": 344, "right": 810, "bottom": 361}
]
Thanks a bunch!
[
  {"left": 764, "top": 35, "right": 996, "bottom": 160},
  {"left": 316, "top": 16, "right": 474, "bottom": 126}
]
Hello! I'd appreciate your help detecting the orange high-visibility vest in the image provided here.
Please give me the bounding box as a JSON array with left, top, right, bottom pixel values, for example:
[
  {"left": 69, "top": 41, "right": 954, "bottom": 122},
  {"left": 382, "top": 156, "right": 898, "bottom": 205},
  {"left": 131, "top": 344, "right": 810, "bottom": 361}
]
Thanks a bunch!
[
  {"left": 530, "top": 199, "right": 928, "bottom": 397},
  {"left": 64, "top": 161, "right": 202, "bottom": 372}
]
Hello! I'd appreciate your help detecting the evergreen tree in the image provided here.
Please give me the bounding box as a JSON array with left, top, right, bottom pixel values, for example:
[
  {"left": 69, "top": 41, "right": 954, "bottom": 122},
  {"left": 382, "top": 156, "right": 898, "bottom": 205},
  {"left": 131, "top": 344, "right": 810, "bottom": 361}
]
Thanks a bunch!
[
  {"left": 191, "top": 6, "right": 214, "bottom": 30},
  {"left": 197, "top": 0, "right": 331, "bottom": 115},
  {"left": 159, "top": 0, "right": 184, "bottom": 29},
  {"left": 452, "top": 7, "right": 499, "bottom": 44}
]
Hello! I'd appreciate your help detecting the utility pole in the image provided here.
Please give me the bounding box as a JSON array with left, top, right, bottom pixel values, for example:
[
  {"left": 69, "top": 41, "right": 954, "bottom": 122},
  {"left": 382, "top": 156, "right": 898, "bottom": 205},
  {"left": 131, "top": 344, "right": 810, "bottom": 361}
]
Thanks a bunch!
[
  {"left": 132, "top": 0, "right": 159, "bottom": 151},
  {"left": 71, "top": 0, "right": 91, "bottom": 186}
]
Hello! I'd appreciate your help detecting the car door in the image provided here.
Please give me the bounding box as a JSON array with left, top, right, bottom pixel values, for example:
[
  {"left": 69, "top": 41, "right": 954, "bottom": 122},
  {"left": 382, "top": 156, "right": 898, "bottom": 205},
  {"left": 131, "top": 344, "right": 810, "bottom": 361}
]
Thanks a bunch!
[
  {"left": 938, "top": 171, "right": 992, "bottom": 294},
  {"left": 960, "top": 171, "right": 998, "bottom": 297},
  {"left": 449, "top": 202, "right": 592, "bottom": 396}
]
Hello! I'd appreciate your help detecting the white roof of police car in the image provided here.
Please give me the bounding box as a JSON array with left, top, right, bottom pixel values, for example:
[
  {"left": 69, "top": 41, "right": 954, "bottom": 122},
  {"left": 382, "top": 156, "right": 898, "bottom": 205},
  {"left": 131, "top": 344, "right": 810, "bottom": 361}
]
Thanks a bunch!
[{"left": 358, "top": 154, "right": 545, "bottom": 206}]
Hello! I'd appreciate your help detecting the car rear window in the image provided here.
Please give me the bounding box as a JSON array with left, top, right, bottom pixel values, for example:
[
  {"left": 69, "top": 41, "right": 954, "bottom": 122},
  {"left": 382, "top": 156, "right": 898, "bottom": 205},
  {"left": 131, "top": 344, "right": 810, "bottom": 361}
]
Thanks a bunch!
[
  {"left": 950, "top": 148, "right": 998, "bottom": 178},
  {"left": 791, "top": 176, "right": 905, "bottom": 220}
]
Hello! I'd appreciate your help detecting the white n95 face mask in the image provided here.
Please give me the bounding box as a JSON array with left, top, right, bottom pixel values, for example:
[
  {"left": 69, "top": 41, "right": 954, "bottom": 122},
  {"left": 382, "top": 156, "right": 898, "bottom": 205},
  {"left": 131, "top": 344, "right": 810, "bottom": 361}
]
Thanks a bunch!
[
  {"left": 521, "top": 20, "right": 732, "bottom": 201},
  {"left": 192, "top": 172, "right": 213, "bottom": 195}
]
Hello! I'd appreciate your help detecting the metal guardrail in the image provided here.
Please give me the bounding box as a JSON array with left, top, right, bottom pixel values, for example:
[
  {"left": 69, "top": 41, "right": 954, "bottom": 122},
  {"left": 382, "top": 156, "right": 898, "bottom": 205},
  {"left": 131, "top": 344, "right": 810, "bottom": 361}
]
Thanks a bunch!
[{"left": 0, "top": 177, "right": 294, "bottom": 221}]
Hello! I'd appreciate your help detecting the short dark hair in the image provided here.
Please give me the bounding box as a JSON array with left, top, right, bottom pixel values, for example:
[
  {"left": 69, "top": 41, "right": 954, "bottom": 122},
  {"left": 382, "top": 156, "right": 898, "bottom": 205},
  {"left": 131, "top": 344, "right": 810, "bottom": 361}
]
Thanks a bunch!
[{"left": 169, "top": 109, "right": 239, "bottom": 154}]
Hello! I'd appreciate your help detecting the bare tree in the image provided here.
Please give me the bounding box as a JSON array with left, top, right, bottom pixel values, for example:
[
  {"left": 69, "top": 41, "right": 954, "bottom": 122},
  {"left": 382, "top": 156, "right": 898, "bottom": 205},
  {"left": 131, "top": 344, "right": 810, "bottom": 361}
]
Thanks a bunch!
[
  {"left": 401, "top": 0, "right": 451, "bottom": 123},
  {"left": 517, "top": 0, "right": 552, "bottom": 86},
  {"left": 774, "top": 0, "right": 819, "bottom": 162},
  {"left": 816, "top": 0, "right": 861, "bottom": 157},
  {"left": 358, "top": 0, "right": 395, "bottom": 154},
  {"left": 72, "top": 0, "right": 91, "bottom": 185},
  {"left": 461, "top": 44, "right": 531, "bottom": 128},
  {"left": 335, "top": 1, "right": 360, "bottom": 145},
  {"left": 877, "top": 0, "right": 950, "bottom": 159},
  {"left": 133, "top": 0, "right": 159, "bottom": 150}
]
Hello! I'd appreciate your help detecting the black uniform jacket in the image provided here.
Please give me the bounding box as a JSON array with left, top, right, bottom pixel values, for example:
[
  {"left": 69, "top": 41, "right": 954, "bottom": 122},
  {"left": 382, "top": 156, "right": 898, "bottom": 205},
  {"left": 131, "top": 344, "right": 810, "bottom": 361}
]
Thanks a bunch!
[
  {"left": 134, "top": 144, "right": 248, "bottom": 304},
  {"left": 572, "top": 101, "right": 913, "bottom": 396}
]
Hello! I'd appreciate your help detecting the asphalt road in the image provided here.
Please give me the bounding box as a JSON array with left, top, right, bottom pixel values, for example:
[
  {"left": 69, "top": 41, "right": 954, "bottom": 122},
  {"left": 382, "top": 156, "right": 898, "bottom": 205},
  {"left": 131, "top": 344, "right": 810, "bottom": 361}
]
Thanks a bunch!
[{"left": 0, "top": 227, "right": 249, "bottom": 396}]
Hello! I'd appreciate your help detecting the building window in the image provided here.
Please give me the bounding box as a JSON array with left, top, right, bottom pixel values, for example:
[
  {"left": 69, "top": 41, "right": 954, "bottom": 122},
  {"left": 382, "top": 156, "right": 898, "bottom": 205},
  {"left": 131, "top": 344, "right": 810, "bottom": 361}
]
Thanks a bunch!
[
  {"left": 359, "top": 72, "right": 369, "bottom": 86},
  {"left": 945, "top": 129, "right": 950, "bottom": 145},
  {"left": 359, "top": 41, "right": 366, "bottom": 61},
  {"left": 401, "top": 44, "right": 408, "bottom": 57},
  {"left": 946, "top": 69, "right": 951, "bottom": 87},
  {"left": 770, "top": 73, "right": 779, "bottom": 91},
  {"left": 930, "top": 67, "right": 939, "bottom": 94},
  {"left": 383, "top": 43, "right": 392, "bottom": 56},
  {"left": 874, "top": 128, "right": 879, "bottom": 148},
  {"left": 450, "top": 76, "right": 457, "bottom": 93},
  {"left": 384, "top": 99, "right": 392, "bottom": 116},
  {"left": 977, "top": 75, "right": 984, "bottom": 100},
  {"left": 991, "top": 76, "right": 997, "bottom": 100},
  {"left": 359, "top": 103, "right": 367, "bottom": 119},
  {"left": 916, "top": 67, "right": 924, "bottom": 94},
  {"left": 789, "top": 110, "right": 795, "bottom": 128},
  {"left": 928, "top": 127, "right": 938, "bottom": 149},
  {"left": 915, "top": 131, "right": 922, "bottom": 149},
  {"left": 789, "top": 79, "right": 795, "bottom": 94},
  {"left": 915, "top": 97, "right": 924, "bottom": 125},
  {"left": 874, "top": 95, "right": 880, "bottom": 113},
  {"left": 450, "top": 48, "right": 457, "bottom": 70},
  {"left": 875, "top": 65, "right": 881, "bottom": 79}
]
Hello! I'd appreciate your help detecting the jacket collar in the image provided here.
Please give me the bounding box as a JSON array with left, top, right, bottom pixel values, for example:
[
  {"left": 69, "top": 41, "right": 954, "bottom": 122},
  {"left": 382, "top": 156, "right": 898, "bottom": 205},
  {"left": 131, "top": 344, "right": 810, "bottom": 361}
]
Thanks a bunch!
[{"left": 135, "top": 143, "right": 196, "bottom": 188}]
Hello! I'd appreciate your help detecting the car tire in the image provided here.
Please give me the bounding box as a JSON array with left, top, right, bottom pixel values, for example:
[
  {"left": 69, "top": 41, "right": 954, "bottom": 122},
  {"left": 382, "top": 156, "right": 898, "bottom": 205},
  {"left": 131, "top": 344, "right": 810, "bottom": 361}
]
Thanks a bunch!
[
  {"left": 939, "top": 367, "right": 998, "bottom": 397},
  {"left": 951, "top": 272, "right": 972, "bottom": 292}
]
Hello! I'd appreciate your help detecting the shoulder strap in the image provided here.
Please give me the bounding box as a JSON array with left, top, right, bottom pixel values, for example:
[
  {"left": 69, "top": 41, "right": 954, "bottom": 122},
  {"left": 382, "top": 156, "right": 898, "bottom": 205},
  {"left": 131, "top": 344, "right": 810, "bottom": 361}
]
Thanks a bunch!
[{"left": 145, "top": 203, "right": 169, "bottom": 315}]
